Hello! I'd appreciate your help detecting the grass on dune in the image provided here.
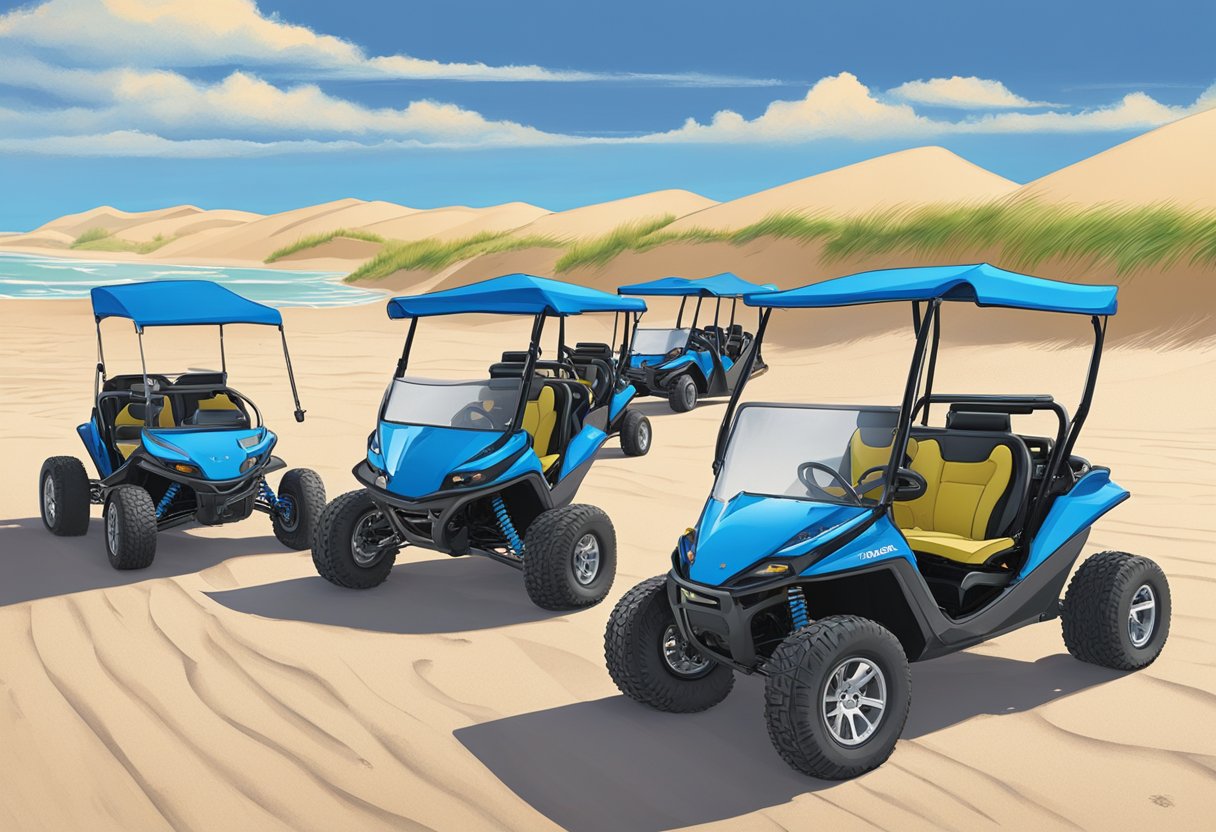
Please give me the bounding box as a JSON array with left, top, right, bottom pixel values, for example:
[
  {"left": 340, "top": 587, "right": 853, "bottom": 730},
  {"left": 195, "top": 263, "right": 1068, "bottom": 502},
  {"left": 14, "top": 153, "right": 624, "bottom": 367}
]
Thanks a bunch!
[
  {"left": 550, "top": 202, "right": 1216, "bottom": 275},
  {"left": 346, "top": 230, "right": 565, "bottom": 282},
  {"left": 265, "top": 228, "right": 386, "bottom": 263},
  {"left": 71, "top": 227, "right": 175, "bottom": 254}
]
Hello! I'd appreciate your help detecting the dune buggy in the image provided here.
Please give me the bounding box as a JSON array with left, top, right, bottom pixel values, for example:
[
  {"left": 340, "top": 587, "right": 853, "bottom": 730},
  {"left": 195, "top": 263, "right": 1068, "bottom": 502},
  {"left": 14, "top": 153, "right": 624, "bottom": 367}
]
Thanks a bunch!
[
  {"left": 617, "top": 273, "right": 775, "bottom": 412},
  {"left": 605, "top": 263, "right": 1169, "bottom": 779},
  {"left": 39, "top": 280, "right": 325, "bottom": 568},
  {"left": 312, "top": 273, "right": 649, "bottom": 610}
]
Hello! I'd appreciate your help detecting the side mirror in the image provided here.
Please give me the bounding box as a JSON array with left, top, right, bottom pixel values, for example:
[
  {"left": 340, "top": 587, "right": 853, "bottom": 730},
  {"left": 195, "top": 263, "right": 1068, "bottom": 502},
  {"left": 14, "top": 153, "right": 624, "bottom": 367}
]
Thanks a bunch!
[
  {"left": 891, "top": 467, "right": 928, "bottom": 501},
  {"left": 294, "top": 409, "right": 306, "bottom": 423}
]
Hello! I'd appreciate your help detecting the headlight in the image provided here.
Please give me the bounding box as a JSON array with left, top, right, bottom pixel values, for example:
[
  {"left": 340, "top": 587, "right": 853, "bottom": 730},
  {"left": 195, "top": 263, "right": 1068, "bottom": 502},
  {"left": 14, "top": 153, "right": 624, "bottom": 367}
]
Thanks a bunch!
[
  {"left": 238, "top": 434, "right": 262, "bottom": 449},
  {"left": 745, "top": 562, "right": 791, "bottom": 578},
  {"left": 678, "top": 527, "right": 696, "bottom": 564},
  {"left": 240, "top": 456, "right": 260, "bottom": 472},
  {"left": 173, "top": 463, "right": 199, "bottom": 475},
  {"left": 664, "top": 348, "right": 682, "bottom": 361},
  {"left": 368, "top": 430, "right": 381, "bottom": 456},
  {"left": 445, "top": 470, "right": 488, "bottom": 488}
]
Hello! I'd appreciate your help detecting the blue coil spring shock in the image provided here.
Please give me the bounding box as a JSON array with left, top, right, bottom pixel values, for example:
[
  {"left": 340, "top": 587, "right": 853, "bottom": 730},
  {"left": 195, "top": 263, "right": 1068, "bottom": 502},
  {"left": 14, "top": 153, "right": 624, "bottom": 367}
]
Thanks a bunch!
[
  {"left": 492, "top": 495, "right": 524, "bottom": 557},
  {"left": 259, "top": 479, "right": 291, "bottom": 517},
  {"left": 787, "top": 585, "right": 810, "bottom": 631},
  {"left": 156, "top": 483, "right": 181, "bottom": 518}
]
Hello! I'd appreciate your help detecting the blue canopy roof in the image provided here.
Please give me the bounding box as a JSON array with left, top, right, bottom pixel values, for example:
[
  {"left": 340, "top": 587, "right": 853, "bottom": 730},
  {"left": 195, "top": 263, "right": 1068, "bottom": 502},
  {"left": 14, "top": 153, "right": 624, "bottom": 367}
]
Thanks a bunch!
[
  {"left": 386, "top": 274, "right": 646, "bottom": 318},
  {"left": 91, "top": 280, "right": 283, "bottom": 327},
  {"left": 618, "top": 272, "right": 778, "bottom": 298},
  {"left": 745, "top": 263, "right": 1117, "bottom": 316}
]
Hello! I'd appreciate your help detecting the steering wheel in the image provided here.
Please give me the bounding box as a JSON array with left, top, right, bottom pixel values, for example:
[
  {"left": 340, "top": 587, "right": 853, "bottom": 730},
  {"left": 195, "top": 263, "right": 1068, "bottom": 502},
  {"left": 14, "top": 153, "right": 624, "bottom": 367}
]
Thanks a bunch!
[
  {"left": 797, "top": 461, "right": 862, "bottom": 505},
  {"left": 855, "top": 465, "right": 927, "bottom": 500},
  {"left": 453, "top": 401, "right": 503, "bottom": 430}
]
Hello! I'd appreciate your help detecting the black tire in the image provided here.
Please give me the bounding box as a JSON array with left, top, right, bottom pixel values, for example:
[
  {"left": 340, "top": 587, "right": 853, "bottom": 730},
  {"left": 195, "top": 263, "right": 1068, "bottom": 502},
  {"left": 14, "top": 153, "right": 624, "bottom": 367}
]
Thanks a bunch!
[
  {"left": 39, "top": 456, "right": 91, "bottom": 536},
  {"left": 103, "top": 486, "right": 157, "bottom": 570},
  {"left": 604, "top": 576, "right": 734, "bottom": 712},
  {"left": 1062, "top": 551, "right": 1171, "bottom": 670},
  {"left": 312, "top": 490, "right": 399, "bottom": 588},
  {"left": 668, "top": 374, "right": 698, "bottom": 413},
  {"left": 764, "top": 615, "right": 911, "bottom": 780},
  {"left": 619, "top": 409, "right": 652, "bottom": 457},
  {"left": 522, "top": 504, "right": 616, "bottom": 610},
  {"left": 272, "top": 468, "right": 326, "bottom": 550}
]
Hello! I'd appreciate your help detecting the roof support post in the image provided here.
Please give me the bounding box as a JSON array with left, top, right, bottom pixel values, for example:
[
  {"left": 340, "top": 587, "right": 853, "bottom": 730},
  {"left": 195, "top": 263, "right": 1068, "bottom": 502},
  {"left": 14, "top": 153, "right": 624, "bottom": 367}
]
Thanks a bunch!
[
  {"left": 883, "top": 299, "right": 939, "bottom": 507},
  {"left": 136, "top": 325, "right": 151, "bottom": 427},
  {"left": 713, "top": 307, "right": 771, "bottom": 474},
  {"left": 1059, "top": 315, "right": 1106, "bottom": 467},
  {"left": 219, "top": 324, "right": 227, "bottom": 379},
  {"left": 278, "top": 325, "right": 306, "bottom": 422},
  {"left": 921, "top": 307, "right": 941, "bottom": 426}
]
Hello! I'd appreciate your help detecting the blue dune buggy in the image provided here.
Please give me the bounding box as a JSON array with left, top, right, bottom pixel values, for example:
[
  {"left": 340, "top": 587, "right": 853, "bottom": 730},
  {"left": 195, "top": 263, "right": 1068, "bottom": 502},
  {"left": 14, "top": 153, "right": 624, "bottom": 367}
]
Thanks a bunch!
[
  {"left": 617, "top": 273, "right": 775, "bottom": 412},
  {"left": 39, "top": 280, "right": 325, "bottom": 568},
  {"left": 312, "top": 273, "right": 649, "bottom": 610},
  {"left": 605, "top": 264, "right": 1170, "bottom": 779}
]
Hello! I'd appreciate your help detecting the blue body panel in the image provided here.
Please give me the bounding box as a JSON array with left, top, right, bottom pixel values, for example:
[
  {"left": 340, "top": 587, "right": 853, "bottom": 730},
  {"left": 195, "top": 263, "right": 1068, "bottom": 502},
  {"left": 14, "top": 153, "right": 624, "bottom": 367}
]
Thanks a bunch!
[
  {"left": 802, "top": 516, "right": 915, "bottom": 577},
  {"left": 1018, "top": 469, "right": 1129, "bottom": 580},
  {"left": 141, "top": 427, "right": 274, "bottom": 480},
  {"left": 77, "top": 420, "right": 112, "bottom": 477},
  {"left": 560, "top": 424, "right": 608, "bottom": 480},
  {"left": 746, "top": 263, "right": 1117, "bottom": 316},
  {"left": 689, "top": 494, "right": 870, "bottom": 586},
  {"left": 374, "top": 423, "right": 543, "bottom": 499},
  {"left": 608, "top": 384, "right": 636, "bottom": 424}
]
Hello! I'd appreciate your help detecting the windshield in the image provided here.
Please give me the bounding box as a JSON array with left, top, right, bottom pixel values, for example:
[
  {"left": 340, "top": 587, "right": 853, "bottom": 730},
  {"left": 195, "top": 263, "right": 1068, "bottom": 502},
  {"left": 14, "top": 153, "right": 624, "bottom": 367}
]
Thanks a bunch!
[
  {"left": 383, "top": 376, "right": 522, "bottom": 431},
  {"left": 714, "top": 404, "right": 900, "bottom": 505},
  {"left": 632, "top": 327, "right": 690, "bottom": 355}
]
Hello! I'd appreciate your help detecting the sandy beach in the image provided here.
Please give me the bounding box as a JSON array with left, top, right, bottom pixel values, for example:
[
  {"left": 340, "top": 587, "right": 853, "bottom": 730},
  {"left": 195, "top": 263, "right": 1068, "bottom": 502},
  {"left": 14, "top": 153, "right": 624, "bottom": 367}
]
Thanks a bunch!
[{"left": 1, "top": 296, "right": 1213, "bottom": 831}]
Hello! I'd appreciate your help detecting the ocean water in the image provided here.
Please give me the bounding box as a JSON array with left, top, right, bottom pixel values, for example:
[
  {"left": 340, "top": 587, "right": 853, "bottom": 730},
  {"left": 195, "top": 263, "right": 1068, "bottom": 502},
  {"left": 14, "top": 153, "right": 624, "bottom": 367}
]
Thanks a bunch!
[{"left": 0, "top": 252, "right": 384, "bottom": 307}]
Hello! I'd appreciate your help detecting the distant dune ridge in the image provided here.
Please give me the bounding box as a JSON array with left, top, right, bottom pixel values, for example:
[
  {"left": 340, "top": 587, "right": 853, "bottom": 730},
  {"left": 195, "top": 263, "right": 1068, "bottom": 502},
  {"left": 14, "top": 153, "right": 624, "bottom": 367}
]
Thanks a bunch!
[{"left": 2, "top": 109, "right": 1215, "bottom": 341}]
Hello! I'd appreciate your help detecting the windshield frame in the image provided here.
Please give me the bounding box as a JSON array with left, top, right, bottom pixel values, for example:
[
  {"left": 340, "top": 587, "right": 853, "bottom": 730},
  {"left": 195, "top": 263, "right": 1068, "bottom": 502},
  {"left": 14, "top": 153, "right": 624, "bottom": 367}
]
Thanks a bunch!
[
  {"left": 631, "top": 326, "right": 692, "bottom": 356},
  {"left": 380, "top": 375, "right": 526, "bottom": 433},
  {"left": 713, "top": 401, "right": 902, "bottom": 507}
]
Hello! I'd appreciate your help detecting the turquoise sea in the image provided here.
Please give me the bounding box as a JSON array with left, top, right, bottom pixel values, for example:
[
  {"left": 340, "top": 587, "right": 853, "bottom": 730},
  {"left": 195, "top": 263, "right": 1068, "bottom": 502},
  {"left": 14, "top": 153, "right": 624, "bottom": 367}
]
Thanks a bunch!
[{"left": 0, "top": 252, "right": 383, "bottom": 306}]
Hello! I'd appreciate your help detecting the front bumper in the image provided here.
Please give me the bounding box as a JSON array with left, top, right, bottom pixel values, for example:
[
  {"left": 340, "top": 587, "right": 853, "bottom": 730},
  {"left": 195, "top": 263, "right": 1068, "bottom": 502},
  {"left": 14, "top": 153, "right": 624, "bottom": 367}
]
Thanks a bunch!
[
  {"left": 624, "top": 363, "right": 676, "bottom": 394},
  {"left": 666, "top": 565, "right": 788, "bottom": 673}
]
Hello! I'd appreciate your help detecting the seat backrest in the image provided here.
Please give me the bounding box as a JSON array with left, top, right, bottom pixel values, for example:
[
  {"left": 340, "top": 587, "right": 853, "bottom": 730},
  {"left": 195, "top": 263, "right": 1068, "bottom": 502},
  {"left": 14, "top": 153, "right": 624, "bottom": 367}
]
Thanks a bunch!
[
  {"left": 844, "top": 427, "right": 918, "bottom": 501},
  {"left": 897, "top": 424, "right": 1030, "bottom": 539},
  {"left": 522, "top": 385, "right": 563, "bottom": 457}
]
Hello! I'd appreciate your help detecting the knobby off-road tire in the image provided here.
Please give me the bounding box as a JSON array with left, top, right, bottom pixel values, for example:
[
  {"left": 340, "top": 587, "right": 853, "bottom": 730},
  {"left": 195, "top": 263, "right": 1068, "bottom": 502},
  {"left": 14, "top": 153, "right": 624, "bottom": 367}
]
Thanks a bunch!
[
  {"left": 604, "top": 576, "right": 734, "bottom": 712},
  {"left": 272, "top": 468, "right": 326, "bottom": 550},
  {"left": 668, "top": 374, "right": 698, "bottom": 413},
  {"left": 103, "top": 485, "right": 157, "bottom": 570},
  {"left": 619, "top": 409, "right": 652, "bottom": 457},
  {"left": 312, "top": 490, "right": 398, "bottom": 589},
  {"left": 764, "top": 615, "right": 911, "bottom": 780},
  {"left": 523, "top": 504, "right": 616, "bottom": 610},
  {"left": 40, "top": 456, "right": 91, "bottom": 536},
  {"left": 1062, "top": 550, "right": 1170, "bottom": 670}
]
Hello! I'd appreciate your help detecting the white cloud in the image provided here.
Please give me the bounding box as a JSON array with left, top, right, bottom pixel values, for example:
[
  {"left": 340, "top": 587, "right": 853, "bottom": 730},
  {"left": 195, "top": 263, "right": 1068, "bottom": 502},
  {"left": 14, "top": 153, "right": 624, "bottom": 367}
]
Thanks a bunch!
[
  {"left": 644, "top": 72, "right": 936, "bottom": 143},
  {"left": 0, "top": 0, "right": 773, "bottom": 86},
  {"left": 889, "top": 76, "right": 1057, "bottom": 109}
]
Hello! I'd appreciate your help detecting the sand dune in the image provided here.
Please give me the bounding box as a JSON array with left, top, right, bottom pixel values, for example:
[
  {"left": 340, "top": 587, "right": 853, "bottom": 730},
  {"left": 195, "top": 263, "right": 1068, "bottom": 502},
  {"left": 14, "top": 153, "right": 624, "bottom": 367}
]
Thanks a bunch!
[
  {"left": 1016, "top": 108, "right": 1216, "bottom": 208},
  {"left": 34, "top": 204, "right": 204, "bottom": 237},
  {"left": 363, "top": 202, "right": 550, "bottom": 242},
  {"left": 665, "top": 147, "right": 1018, "bottom": 232},
  {"left": 516, "top": 189, "right": 715, "bottom": 239},
  {"left": 0, "top": 299, "right": 1213, "bottom": 830}
]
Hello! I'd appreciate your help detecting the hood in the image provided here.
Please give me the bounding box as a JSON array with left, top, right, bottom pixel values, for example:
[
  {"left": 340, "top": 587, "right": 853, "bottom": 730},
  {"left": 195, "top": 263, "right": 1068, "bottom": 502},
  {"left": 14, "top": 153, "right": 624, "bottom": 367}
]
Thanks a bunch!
[
  {"left": 375, "top": 422, "right": 504, "bottom": 499},
  {"left": 142, "top": 427, "right": 274, "bottom": 481},
  {"left": 689, "top": 493, "right": 866, "bottom": 586}
]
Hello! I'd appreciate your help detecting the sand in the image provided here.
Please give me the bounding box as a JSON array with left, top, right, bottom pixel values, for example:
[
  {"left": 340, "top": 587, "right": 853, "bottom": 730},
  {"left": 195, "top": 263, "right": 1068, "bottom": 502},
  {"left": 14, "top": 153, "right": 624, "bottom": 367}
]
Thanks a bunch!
[
  {"left": 1, "top": 296, "right": 1213, "bottom": 831},
  {"left": 664, "top": 147, "right": 1019, "bottom": 232},
  {"left": 516, "top": 190, "right": 716, "bottom": 239},
  {"left": 1017, "top": 108, "right": 1216, "bottom": 208}
]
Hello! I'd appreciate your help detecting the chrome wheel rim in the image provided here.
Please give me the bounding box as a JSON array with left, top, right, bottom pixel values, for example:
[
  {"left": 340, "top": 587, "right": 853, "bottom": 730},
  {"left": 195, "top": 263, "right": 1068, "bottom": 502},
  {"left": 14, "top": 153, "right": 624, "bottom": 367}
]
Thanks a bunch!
[
  {"left": 1128, "top": 583, "right": 1157, "bottom": 648},
  {"left": 572, "top": 533, "right": 600, "bottom": 585},
  {"left": 661, "top": 623, "right": 712, "bottom": 678},
  {"left": 105, "top": 502, "right": 119, "bottom": 554},
  {"left": 350, "top": 509, "right": 394, "bottom": 567},
  {"left": 683, "top": 384, "right": 695, "bottom": 408},
  {"left": 637, "top": 419, "right": 650, "bottom": 450},
  {"left": 822, "top": 657, "right": 887, "bottom": 747},
  {"left": 43, "top": 475, "right": 56, "bottom": 525}
]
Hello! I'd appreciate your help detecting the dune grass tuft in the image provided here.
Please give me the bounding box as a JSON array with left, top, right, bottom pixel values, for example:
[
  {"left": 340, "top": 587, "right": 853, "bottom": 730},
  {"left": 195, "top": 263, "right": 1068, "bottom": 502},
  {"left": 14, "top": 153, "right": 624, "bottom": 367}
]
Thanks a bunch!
[
  {"left": 265, "top": 228, "right": 386, "bottom": 263},
  {"left": 346, "top": 230, "right": 565, "bottom": 282},
  {"left": 71, "top": 227, "right": 175, "bottom": 254},
  {"left": 550, "top": 201, "right": 1216, "bottom": 276}
]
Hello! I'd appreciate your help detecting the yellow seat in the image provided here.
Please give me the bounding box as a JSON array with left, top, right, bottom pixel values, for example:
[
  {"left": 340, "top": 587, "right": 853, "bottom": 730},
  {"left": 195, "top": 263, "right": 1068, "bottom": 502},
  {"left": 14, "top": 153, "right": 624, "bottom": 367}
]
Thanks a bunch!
[
  {"left": 894, "top": 438, "right": 1015, "bottom": 566},
  {"left": 113, "top": 398, "right": 175, "bottom": 459},
  {"left": 522, "top": 386, "right": 561, "bottom": 472}
]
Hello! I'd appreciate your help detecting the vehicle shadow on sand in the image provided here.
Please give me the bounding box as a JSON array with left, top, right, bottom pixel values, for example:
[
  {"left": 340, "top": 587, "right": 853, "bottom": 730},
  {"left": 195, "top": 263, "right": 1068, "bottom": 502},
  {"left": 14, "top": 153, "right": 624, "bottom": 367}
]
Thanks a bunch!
[
  {"left": 0, "top": 516, "right": 281, "bottom": 607},
  {"left": 629, "top": 399, "right": 728, "bottom": 418},
  {"left": 207, "top": 555, "right": 563, "bottom": 634},
  {"left": 455, "top": 651, "right": 1122, "bottom": 832}
]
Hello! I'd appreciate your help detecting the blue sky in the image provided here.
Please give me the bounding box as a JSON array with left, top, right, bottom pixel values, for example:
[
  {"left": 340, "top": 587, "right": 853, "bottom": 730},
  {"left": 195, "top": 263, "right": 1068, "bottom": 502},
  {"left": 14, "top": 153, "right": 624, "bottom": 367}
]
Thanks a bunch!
[{"left": 0, "top": 0, "right": 1212, "bottom": 229}]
